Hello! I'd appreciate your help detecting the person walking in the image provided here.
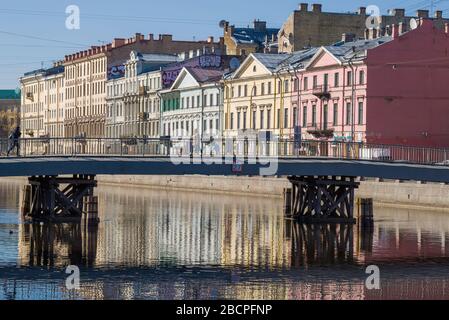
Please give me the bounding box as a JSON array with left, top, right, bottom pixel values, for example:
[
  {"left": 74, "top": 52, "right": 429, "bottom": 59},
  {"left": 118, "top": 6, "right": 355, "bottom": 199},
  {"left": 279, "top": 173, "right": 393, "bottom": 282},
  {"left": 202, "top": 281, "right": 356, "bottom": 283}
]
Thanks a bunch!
[{"left": 7, "top": 126, "right": 21, "bottom": 157}]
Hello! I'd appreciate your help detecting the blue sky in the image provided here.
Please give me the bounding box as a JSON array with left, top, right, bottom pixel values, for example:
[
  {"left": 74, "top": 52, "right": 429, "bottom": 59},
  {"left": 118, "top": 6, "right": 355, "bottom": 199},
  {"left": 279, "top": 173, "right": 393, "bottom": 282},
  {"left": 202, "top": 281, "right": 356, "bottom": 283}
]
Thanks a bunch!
[{"left": 0, "top": 0, "right": 446, "bottom": 87}]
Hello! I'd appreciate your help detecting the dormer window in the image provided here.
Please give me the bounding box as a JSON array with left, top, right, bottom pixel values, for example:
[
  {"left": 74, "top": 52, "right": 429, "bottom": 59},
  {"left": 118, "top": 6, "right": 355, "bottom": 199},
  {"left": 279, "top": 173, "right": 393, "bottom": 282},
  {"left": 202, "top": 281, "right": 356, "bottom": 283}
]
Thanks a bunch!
[{"left": 253, "top": 65, "right": 257, "bottom": 72}]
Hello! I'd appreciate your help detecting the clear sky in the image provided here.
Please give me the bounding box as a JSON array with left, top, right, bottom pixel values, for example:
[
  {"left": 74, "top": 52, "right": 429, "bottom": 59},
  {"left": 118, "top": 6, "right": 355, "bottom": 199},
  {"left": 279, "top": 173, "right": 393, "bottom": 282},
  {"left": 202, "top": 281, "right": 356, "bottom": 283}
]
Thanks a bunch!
[{"left": 0, "top": 0, "right": 446, "bottom": 88}]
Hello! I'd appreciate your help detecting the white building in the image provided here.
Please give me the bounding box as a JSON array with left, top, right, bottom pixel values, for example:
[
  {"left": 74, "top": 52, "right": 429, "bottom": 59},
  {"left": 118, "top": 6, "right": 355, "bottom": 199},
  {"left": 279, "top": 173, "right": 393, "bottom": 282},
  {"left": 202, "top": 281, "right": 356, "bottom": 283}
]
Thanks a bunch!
[
  {"left": 105, "top": 51, "right": 182, "bottom": 140},
  {"left": 160, "top": 67, "right": 223, "bottom": 144},
  {"left": 20, "top": 65, "right": 65, "bottom": 139}
]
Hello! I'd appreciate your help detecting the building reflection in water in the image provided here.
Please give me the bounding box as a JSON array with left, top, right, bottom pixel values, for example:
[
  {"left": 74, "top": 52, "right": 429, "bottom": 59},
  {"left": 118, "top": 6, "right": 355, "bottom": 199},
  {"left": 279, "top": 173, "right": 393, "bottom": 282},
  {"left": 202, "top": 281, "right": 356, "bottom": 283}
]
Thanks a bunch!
[{"left": 0, "top": 180, "right": 449, "bottom": 299}]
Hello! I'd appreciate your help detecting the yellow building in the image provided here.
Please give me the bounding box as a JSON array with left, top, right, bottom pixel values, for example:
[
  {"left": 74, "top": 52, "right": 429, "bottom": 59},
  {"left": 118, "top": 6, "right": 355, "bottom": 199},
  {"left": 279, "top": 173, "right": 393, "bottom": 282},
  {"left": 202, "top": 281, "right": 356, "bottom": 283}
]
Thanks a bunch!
[{"left": 222, "top": 53, "right": 301, "bottom": 141}]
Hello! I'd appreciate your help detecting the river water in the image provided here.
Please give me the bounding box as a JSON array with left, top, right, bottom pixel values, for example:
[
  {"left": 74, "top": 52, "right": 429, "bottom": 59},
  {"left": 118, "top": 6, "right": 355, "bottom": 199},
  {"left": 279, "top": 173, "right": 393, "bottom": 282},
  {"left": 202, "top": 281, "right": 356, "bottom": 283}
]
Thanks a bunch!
[{"left": 1, "top": 180, "right": 449, "bottom": 300}]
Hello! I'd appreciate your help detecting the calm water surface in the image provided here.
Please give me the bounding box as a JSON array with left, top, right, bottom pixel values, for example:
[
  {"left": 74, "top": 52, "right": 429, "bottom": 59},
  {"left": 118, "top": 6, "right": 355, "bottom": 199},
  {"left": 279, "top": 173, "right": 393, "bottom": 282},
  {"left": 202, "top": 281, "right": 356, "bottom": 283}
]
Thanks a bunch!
[{"left": 1, "top": 180, "right": 449, "bottom": 300}]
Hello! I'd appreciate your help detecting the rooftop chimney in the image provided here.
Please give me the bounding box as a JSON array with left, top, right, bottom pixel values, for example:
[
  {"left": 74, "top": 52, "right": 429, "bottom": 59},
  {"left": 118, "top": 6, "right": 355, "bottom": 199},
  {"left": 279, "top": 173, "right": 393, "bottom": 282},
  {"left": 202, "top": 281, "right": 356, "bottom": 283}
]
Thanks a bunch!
[
  {"left": 359, "top": 7, "right": 366, "bottom": 15},
  {"left": 253, "top": 20, "right": 267, "bottom": 32},
  {"left": 207, "top": 36, "right": 214, "bottom": 43},
  {"left": 160, "top": 34, "right": 173, "bottom": 42},
  {"left": 417, "top": 10, "right": 429, "bottom": 18},
  {"left": 312, "top": 4, "right": 322, "bottom": 13},
  {"left": 398, "top": 22, "right": 406, "bottom": 35},
  {"left": 393, "top": 9, "right": 405, "bottom": 17},
  {"left": 112, "top": 38, "right": 126, "bottom": 48},
  {"left": 299, "top": 3, "right": 308, "bottom": 11},
  {"left": 435, "top": 11, "right": 443, "bottom": 19},
  {"left": 392, "top": 24, "right": 399, "bottom": 39},
  {"left": 342, "top": 33, "right": 356, "bottom": 43}
]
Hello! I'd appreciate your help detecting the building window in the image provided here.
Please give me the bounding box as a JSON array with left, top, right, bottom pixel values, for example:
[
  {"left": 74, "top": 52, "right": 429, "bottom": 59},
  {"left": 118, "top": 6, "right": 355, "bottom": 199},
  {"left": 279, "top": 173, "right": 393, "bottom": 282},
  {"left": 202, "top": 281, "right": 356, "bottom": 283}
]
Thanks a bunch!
[
  {"left": 237, "top": 112, "right": 241, "bottom": 129},
  {"left": 324, "top": 74, "right": 329, "bottom": 90},
  {"left": 268, "top": 82, "right": 272, "bottom": 95},
  {"left": 302, "top": 106, "right": 307, "bottom": 128},
  {"left": 267, "top": 109, "right": 271, "bottom": 129},
  {"left": 243, "top": 111, "right": 247, "bottom": 130},
  {"left": 346, "top": 102, "right": 352, "bottom": 125},
  {"left": 358, "top": 101, "right": 364, "bottom": 124},
  {"left": 313, "top": 75, "right": 318, "bottom": 89},
  {"left": 284, "top": 108, "right": 288, "bottom": 128},
  {"left": 359, "top": 70, "right": 365, "bottom": 85},
  {"left": 304, "top": 77, "right": 308, "bottom": 91},
  {"left": 334, "top": 73, "right": 339, "bottom": 87},
  {"left": 252, "top": 110, "right": 256, "bottom": 129},
  {"left": 284, "top": 80, "right": 289, "bottom": 93},
  {"left": 261, "top": 83, "right": 265, "bottom": 95},
  {"left": 333, "top": 103, "right": 338, "bottom": 126},
  {"left": 230, "top": 112, "right": 234, "bottom": 130},
  {"left": 238, "top": 85, "right": 241, "bottom": 97},
  {"left": 347, "top": 71, "right": 353, "bottom": 86},
  {"left": 312, "top": 105, "right": 317, "bottom": 126},
  {"left": 293, "top": 79, "right": 299, "bottom": 92},
  {"left": 293, "top": 107, "right": 298, "bottom": 127},
  {"left": 260, "top": 110, "right": 264, "bottom": 129},
  {"left": 244, "top": 85, "right": 248, "bottom": 97}
]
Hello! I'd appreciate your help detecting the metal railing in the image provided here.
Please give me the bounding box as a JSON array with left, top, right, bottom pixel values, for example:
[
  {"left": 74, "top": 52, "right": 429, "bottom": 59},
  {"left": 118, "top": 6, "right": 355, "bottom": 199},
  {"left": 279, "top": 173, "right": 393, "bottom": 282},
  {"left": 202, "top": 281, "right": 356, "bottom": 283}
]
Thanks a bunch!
[{"left": 1, "top": 137, "right": 449, "bottom": 166}]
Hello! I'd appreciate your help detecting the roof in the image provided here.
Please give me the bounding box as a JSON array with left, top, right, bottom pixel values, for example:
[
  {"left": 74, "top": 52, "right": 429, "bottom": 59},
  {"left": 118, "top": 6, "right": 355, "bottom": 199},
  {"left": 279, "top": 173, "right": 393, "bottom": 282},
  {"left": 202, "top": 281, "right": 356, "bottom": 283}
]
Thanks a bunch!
[
  {"left": 185, "top": 67, "right": 225, "bottom": 83},
  {"left": 251, "top": 53, "right": 291, "bottom": 71},
  {"left": 0, "top": 90, "right": 21, "bottom": 100},
  {"left": 23, "top": 65, "right": 64, "bottom": 78}
]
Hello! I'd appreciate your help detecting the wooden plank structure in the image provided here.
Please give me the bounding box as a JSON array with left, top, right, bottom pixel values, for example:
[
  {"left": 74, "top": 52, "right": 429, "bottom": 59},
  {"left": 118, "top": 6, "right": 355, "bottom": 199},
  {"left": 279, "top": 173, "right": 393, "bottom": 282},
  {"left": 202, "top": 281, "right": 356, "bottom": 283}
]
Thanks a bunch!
[
  {"left": 22, "top": 175, "right": 97, "bottom": 222},
  {"left": 287, "top": 176, "right": 360, "bottom": 224}
]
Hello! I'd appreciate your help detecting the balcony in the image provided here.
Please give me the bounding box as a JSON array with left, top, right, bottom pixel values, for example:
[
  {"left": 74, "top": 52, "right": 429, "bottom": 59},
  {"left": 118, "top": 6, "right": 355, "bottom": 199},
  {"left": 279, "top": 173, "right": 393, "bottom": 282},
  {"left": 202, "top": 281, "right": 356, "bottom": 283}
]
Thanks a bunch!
[
  {"left": 312, "top": 85, "right": 331, "bottom": 100},
  {"left": 306, "top": 122, "right": 335, "bottom": 139}
]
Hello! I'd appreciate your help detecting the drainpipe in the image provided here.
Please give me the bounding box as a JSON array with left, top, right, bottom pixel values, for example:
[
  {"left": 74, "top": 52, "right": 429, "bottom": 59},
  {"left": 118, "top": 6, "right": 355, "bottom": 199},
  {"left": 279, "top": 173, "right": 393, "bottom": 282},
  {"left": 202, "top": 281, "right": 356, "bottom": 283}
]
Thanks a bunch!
[
  {"left": 275, "top": 71, "right": 284, "bottom": 139},
  {"left": 200, "top": 87, "right": 205, "bottom": 157},
  {"left": 348, "top": 54, "right": 357, "bottom": 143},
  {"left": 287, "top": 65, "right": 302, "bottom": 136}
]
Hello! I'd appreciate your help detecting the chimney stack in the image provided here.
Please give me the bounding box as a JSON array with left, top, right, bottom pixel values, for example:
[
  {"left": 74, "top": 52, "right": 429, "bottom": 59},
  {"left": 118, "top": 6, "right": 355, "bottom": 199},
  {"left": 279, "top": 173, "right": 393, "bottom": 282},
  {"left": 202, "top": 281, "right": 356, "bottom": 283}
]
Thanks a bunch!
[
  {"left": 299, "top": 3, "right": 308, "bottom": 11},
  {"left": 393, "top": 9, "right": 405, "bottom": 18},
  {"left": 417, "top": 10, "right": 429, "bottom": 18},
  {"left": 398, "top": 22, "right": 406, "bottom": 35},
  {"left": 359, "top": 7, "right": 367, "bottom": 15},
  {"left": 392, "top": 24, "right": 399, "bottom": 39},
  {"left": 253, "top": 20, "right": 267, "bottom": 32},
  {"left": 342, "top": 33, "right": 356, "bottom": 43},
  {"left": 312, "top": 4, "right": 322, "bottom": 13}
]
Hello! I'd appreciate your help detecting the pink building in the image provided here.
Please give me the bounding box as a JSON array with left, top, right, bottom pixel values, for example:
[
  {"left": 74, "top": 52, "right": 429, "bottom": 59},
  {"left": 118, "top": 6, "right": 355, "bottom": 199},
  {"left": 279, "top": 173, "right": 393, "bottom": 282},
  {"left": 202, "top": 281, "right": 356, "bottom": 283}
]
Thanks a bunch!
[{"left": 293, "top": 19, "right": 449, "bottom": 148}]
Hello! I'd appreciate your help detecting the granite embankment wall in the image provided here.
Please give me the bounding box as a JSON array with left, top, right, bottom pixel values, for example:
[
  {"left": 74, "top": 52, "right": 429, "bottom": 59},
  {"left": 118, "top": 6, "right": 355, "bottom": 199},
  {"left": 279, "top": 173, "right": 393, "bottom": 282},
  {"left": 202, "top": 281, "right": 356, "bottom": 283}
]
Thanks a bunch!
[{"left": 96, "top": 175, "right": 449, "bottom": 211}]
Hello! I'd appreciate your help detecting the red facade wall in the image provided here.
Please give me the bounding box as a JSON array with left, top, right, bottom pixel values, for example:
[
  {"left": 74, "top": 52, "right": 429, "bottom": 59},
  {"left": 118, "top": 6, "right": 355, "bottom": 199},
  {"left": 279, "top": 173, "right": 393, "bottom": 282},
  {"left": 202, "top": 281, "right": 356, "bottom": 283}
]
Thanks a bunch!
[{"left": 366, "top": 20, "right": 449, "bottom": 147}]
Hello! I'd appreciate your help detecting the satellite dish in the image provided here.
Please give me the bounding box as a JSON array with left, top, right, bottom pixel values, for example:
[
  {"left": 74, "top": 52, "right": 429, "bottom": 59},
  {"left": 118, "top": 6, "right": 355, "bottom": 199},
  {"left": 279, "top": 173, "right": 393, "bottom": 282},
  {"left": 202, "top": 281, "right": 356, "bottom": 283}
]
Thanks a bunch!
[
  {"left": 229, "top": 57, "right": 241, "bottom": 71},
  {"left": 410, "top": 18, "right": 418, "bottom": 30},
  {"left": 219, "top": 20, "right": 227, "bottom": 29}
]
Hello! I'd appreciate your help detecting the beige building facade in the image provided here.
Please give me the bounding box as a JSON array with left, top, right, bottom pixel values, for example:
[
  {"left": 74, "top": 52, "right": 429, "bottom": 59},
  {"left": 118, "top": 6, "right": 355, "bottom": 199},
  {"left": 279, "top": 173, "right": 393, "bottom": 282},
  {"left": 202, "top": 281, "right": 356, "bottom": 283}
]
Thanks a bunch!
[
  {"left": 278, "top": 3, "right": 448, "bottom": 53},
  {"left": 20, "top": 65, "right": 65, "bottom": 139},
  {"left": 223, "top": 53, "right": 299, "bottom": 141},
  {"left": 63, "top": 33, "right": 225, "bottom": 141}
]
